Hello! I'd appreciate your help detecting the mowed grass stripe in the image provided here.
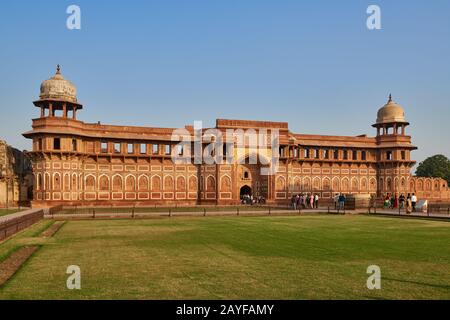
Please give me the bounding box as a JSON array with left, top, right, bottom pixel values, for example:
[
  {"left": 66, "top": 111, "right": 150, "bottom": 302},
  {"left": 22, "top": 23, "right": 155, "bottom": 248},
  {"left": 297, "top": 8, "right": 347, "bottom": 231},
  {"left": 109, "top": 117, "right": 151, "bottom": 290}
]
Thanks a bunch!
[{"left": 0, "top": 215, "right": 448, "bottom": 299}]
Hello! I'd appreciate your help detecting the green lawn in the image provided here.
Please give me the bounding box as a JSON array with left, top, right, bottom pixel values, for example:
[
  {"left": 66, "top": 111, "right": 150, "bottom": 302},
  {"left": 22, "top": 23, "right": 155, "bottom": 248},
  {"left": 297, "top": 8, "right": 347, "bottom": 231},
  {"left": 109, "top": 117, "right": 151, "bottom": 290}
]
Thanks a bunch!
[
  {"left": 0, "top": 215, "right": 449, "bottom": 299},
  {"left": 56, "top": 205, "right": 284, "bottom": 215},
  {"left": 0, "top": 209, "right": 21, "bottom": 217}
]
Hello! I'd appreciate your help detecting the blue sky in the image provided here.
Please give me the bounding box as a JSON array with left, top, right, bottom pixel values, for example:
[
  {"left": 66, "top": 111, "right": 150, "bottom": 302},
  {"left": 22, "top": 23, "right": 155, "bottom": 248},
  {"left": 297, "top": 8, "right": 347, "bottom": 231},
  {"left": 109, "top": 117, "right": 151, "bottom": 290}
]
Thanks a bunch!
[{"left": 0, "top": 0, "right": 449, "bottom": 170}]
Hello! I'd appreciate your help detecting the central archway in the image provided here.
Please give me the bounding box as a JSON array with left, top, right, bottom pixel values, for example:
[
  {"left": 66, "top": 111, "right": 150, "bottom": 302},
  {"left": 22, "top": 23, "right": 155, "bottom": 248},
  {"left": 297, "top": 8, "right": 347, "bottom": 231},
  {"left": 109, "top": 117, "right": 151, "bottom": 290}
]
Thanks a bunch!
[{"left": 240, "top": 185, "right": 252, "bottom": 198}]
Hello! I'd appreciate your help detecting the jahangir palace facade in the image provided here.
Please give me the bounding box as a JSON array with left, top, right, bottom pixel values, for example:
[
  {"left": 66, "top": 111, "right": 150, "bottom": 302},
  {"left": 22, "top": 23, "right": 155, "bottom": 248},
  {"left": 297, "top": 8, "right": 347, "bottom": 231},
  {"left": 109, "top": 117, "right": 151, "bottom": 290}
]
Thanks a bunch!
[{"left": 23, "top": 67, "right": 450, "bottom": 207}]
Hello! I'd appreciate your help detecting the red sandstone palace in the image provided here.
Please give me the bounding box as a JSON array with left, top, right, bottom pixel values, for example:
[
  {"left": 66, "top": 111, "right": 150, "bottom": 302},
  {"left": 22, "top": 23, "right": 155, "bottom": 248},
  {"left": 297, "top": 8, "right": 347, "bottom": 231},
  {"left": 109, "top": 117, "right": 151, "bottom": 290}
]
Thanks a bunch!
[{"left": 23, "top": 67, "right": 450, "bottom": 207}]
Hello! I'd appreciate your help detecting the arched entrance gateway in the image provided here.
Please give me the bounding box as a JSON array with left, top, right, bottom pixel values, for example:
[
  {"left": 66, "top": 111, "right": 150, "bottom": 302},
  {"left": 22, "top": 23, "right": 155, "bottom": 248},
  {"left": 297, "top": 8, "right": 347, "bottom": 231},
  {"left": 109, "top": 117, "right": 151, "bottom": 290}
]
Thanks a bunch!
[
  {"left": 240, "top": 185, "right": 252, "bottom": 198},
  {"left": 236, "top": 156, "right": 270, "bottom": 203}
]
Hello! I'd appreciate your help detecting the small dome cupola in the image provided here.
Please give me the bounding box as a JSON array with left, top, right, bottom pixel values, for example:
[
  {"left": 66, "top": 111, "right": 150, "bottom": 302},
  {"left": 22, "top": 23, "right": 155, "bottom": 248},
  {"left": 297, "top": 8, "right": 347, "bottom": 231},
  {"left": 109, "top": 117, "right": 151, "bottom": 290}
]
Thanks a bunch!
[
  {"left": 39, "top": 65, "right": 78, "bottom": 103},
  {"left": 375, "top": 94, "right": 407, "bottom": 125},
  {"left": 33, "top": 65, "right": 83, "bottom": 119},
  {"left": 372, "top": 94, "right": 410, "bottom": 136}
]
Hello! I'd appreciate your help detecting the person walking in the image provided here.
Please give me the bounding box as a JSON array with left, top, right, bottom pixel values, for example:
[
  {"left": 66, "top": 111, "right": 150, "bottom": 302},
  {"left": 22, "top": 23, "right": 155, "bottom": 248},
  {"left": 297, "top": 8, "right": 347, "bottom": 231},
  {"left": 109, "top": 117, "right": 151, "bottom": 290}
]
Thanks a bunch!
[
  {"left": 309, "top": 194, "right": 314, "bottom": 209},
  {"left": 411, "top": 193, "right": 417, "bottom": 212},
  {"left": 399, "top": 193, "right": 405, "bottom": 209},
  {"left": 338, "top": 193, "right": 346, "bottom": 211},
  {"left": 406, "top": 193, "right": 412, "bottom": 214},
  {"left": 385, "top": 193, "right": 391, "bottom": 209},
  {"left": 291, "top": 195, "right": 296, "bottom": 210},
  {"left": 314, "top": 194, "right": 319, "bottom": 209},
  {"left": 393, "top": 194, "right": 399, "bottom": 209},
  {"left": 389, "top": 193, "right": 394, "bottom": 209}
]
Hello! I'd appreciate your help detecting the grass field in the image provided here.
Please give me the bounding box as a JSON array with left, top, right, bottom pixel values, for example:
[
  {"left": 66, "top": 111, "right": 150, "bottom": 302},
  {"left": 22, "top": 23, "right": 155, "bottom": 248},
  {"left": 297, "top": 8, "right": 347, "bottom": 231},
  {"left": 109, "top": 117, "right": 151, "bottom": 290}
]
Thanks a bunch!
[
  {"left": 0, "top": 214, "right": 449, "bottom": 299},
  {"left": 56, "top": 205, "right": 282, "bottom": 215},
  {"left": 0, "top": 209, "right": 21, "bottom": 217}
]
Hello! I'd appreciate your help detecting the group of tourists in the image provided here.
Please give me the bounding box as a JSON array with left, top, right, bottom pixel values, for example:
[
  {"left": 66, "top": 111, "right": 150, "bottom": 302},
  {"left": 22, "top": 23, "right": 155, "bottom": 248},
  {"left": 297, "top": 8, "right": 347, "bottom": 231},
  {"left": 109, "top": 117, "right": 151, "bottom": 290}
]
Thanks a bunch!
[
  {"left": 241, "top": 194, "right": 266, "bottom": 205},
  {"left": 383, "top": 192, "right": 418, "bottom": 213},
  {"left": 290, "top": 193, "right": 319, "bottom": 210}
]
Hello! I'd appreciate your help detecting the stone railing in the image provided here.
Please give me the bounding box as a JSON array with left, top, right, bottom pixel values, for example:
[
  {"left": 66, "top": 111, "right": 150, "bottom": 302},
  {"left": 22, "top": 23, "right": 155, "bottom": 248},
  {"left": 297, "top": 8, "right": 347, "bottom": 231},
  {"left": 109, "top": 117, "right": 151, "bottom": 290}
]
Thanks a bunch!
[{"left": 0, "top": 209, "right": 44, "bottom": 241}]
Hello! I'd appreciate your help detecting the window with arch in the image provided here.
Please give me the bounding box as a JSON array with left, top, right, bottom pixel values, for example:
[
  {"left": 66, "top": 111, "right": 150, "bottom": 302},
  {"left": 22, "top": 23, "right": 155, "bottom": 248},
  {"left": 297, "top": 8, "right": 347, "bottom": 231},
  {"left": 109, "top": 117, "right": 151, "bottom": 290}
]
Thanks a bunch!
[
  {"left": 152, "top": 175, "right": 162, "bottom": 191},
  {"left": 164, "top": 176, "right": 174, "bottom": 190},
  {"left": 323, "top": 178, "right": 331, "bottom": 191},
  {"left": 341, "top": 178, "right": 349, "bottom": 191},
  {"left": 189, "top": 176, "right": 198, "bottom": 191},
  {"left": 276, "top": 176, "right": 285, "bottom": 191},
  {"left": 361, "top": 178, "right": 367, "bottom": 190},
  {"left": 112, "top": 175, "right": 122, "bottom": 191},
  {"left": 387, "top": 178, "right": 392, "bottom": 190},
  {"left": 351, "top": 178, "right": 358, "bottom": 191},
  {"left": 53, "top": 174, "right": 61, "bottom": 191},
  {"left": 125, "top": 176, "right": 136, "bottom": 191},
  {"left": 206, "top": 176, "right": 215, "bottom": 192},
  {"left": 85, "top": 176, "right": 95, "bottom": 191},
  {"left": 176, "top": 176, "right": 186, "bottom": 191},
  {"left": 313, "top": 177, "right": 321, "bottom": 190},
  {"left": 369, "top": 178, "right": 376, "bottom": 190},
  {"left": 221, "top": 175, "right": 232, "bottom": 192},
  {"left": 138, "top": 175, "right": 149, "bottom": 191},
  {"left": 99, "top": 175, "right": 109, "bottom": 191},
  {"left": 45, "top": 173, "right": 50, "bottom": 190},
  {"left": 72, "top": 174, "right": 77, "bottom": 190},
  {"left": 332, "top": 178, "right": 340, "bottom": 191},
  {"left": 64, "top": 174, "right": 70, "bottom": 191},
  {"left": 36, "top": 174, "right": 42, "bottom": 191}
]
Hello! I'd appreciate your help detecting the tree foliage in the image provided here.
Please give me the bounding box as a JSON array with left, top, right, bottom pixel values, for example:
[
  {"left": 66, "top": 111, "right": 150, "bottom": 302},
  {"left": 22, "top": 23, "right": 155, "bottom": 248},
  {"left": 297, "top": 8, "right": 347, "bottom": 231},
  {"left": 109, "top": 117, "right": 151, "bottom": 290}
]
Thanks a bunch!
[{"left": 415, "top": 154, "right": 450, "bottom": 184}]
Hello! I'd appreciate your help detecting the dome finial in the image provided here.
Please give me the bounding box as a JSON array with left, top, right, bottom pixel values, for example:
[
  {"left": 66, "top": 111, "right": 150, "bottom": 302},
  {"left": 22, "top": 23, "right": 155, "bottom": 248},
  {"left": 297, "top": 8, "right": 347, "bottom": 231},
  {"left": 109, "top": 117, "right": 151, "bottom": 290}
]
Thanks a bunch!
[
  {"left": 388, "top": 93, "right": 392, "bottom": 103},
  {"left": 40, "top": 65, "right": 78, "bottom": 103}
]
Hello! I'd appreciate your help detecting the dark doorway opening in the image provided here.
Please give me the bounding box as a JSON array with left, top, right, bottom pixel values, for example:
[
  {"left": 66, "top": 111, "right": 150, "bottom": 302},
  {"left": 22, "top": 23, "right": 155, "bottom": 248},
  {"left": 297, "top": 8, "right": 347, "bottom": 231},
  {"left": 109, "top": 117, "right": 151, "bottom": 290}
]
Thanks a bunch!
[
  {"left": 240, "top": 185, "right": 252, "bottom": 198},
  {"left": 240, "top": 185, "right": 252, "bottom": 204}
]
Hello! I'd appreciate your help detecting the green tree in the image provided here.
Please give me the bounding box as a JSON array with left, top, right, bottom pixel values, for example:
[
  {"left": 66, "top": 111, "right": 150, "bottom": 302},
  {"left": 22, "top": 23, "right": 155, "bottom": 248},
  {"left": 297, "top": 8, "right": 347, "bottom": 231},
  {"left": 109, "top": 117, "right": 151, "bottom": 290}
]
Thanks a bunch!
[{"left": 415, "top": 154, "right": 450, "bottom": 184}]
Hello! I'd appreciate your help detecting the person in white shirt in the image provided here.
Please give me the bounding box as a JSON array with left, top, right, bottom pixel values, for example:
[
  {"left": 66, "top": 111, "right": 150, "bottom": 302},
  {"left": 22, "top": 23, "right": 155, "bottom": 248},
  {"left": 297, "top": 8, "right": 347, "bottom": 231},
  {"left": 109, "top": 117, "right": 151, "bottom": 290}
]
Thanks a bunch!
[
  {"left": 314, "top": 194, "right": 319, "bottom": 209},
  {"left": 411, "top": 193, "right": 417, "bottom": 212}
]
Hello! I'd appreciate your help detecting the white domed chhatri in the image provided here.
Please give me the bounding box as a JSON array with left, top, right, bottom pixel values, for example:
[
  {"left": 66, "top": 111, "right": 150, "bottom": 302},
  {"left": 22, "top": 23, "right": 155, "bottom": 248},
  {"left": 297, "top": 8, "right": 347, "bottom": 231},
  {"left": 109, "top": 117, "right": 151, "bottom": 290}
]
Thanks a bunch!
[
  {"left": 375, "top": 94, "right": 407, "bottom": 124},
  {"left": 39, "top": 65, "right": 77, "bottom": 103}
]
